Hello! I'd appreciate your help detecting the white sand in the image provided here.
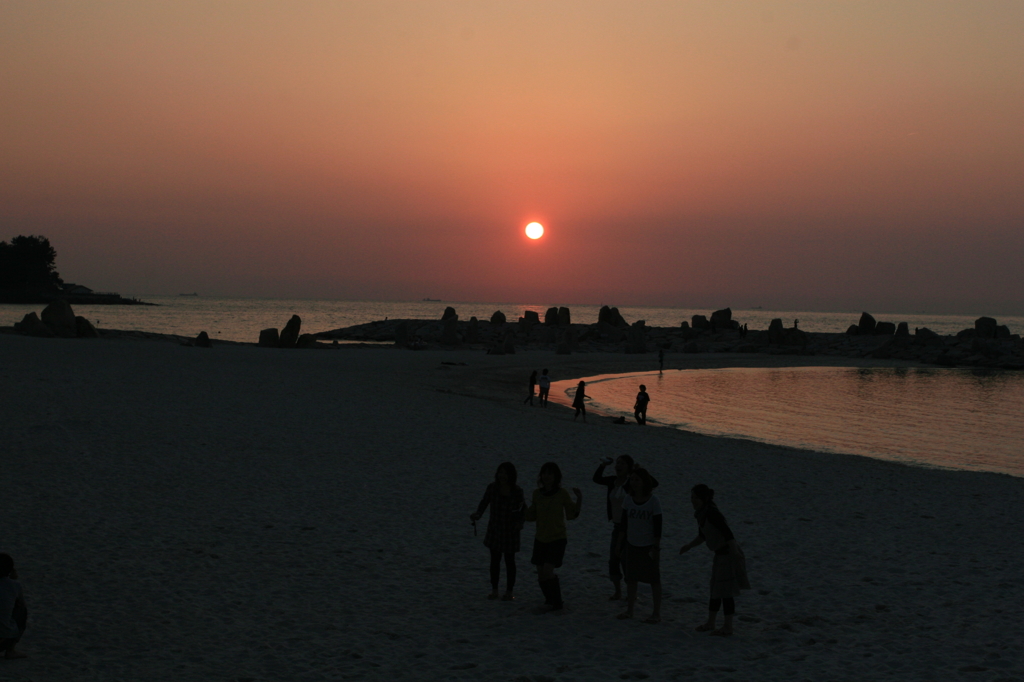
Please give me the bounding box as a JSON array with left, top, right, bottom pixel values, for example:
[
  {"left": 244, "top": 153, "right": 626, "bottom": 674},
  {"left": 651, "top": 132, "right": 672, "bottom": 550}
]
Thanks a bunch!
[{"left": 2, "top": 334, "right": 1022, "bottom": 681}]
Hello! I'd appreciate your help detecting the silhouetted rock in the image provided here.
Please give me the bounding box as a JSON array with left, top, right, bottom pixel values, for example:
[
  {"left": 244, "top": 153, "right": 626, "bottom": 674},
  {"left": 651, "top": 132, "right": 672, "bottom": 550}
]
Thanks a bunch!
[
  {"left": 442, "top": 306, "right": 457, "bottom": 321},
  {"left": 846, "top": 325, "right": 860, "bottom": 336},
  {"left": 279, "top": 315, "right": 302, "bottom": 348},
  {"left": 599, "top": 306, "right": 627, "bottom": 328},
  {"left": 875, "top": 321, "right": 896, "bottom": 336},
  {"left": 41, "top": 299, "right": 77, "bottom": 337},
  {"left": 692, "top": 315, "right": 709, "bottom": 330},
  {"left": 556, "top": 326, "right": 574, "bottom": 354},
  {"left": 523, "top": 310, "right": 540, "bottom": 325},
  {"left": 394, "top": 321, "right": 409, "bottom": 346},
  {"left": 465, "top": 317, "right": 479, "bottom": 343},
  {"left": 557, "top": 307, "right": 571, "bottom": 326},
  {"left": 259, "top": 328, "right": 280, "bottom": 347},
  {"left": 442, "top": 314, "right": 460, "bottom": 344},
  {"left": 598, "top": 321, "right": 625, "bottom": 342},
  {"left": 915, "top": 327, "right": 939, "bottom": 339},
  {"left": 502, "top": 329, "right": 516, "bottom": 354},
  {"left": 996, "top": 325, "right": 1011, "bottom": 339},
  {"left": 858, "top": 312, "right": 876, "bottom": 335},
  {"left": 490, "top": 311, "right": 506, "bottom": 325},
  {"left": 975, "top": 316, "right": 997, "bottom": 339},
  {"left": 895, "top": 322, "right": 910, "bottom": 337},
  {"left": 783, "top": 327, "right": 809, "bottom": 347},
  {"left": 297, "top": 333, "right": 318, "bottom": 349},
  {"left": 74, "top": 316, "right": 100, "bottom": 338},
  {"left": 956, "top": 328, "right": 976, "bottom": 339},
  {"left": 195, "top": 331, "right": 212, "bottom": 348},
  {"left": 16, "top": 312, "right": 54, "bottom": 337},
  {"left": 545, "top": 307, "right": 559, "bottom": 325},
  {"left": 710, "top": 308, "right": 732, "bottom": 328},
  {"left": 768, "top": 318, "right": 785, "bottom": 344},
  {"left": 626, "top": 320, "right": 647, "bottom": 354}
]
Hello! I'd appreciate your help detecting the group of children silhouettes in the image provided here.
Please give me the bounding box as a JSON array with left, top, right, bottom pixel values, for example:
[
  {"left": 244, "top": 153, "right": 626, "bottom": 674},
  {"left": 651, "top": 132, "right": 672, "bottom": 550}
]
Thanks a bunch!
[{"left": 470, "top": 458, "right": 750, "bottom": 635}]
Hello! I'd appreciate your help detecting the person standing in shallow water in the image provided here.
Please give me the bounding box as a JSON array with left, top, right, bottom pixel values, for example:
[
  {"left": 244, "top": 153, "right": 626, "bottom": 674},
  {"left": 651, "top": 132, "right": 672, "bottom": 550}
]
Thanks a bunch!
[
  {"left": 572, "top": 381, "right": 587, "bottom": 422},
  {"left": 617, "top": 467, "right": 663, "bottom": 623},
  {"left": 524, "top": 462, "right": 582, "bottom": 612},
  {"left": 592, "top": 455, "right": 634, "bottom": 600},
  {"left": 679, "top": 484, "right": 750, "bottom": 636},
  {"left": 537, "top": 369, "right": 551, "bottom": 407},
  {"left": 634, "top": 384, "right": 650, "bottom": 425},
  {"left": 524, "top": 370, "right": 538, "bottom": 406},
  {"left": 470, "top": 463, "right": 525, "bottom": 601}
]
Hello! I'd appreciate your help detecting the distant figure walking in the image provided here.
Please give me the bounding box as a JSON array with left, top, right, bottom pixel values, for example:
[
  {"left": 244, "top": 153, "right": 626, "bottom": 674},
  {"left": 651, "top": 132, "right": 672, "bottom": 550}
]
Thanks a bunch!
[
  {"left": 572, "top": 381, "right": 587, "bottom": 422},
  {"left": 593, "top": 455, "right": 635, "bottom": 600},
  {"left": 658, "top": 349, "right": 664, "bottom": 372},
  {"left": 524, "top": 370, "right": 538, "bottom": 406},
  {"left": 538, "top": 369, "right": 551, "bottom": 407},
  {"left": 524, "top": 462, "right": 582, "bottom": 612},
  {"left": 617, "top": 467, "right": 663, "bottom": 623},
  {"left": 679, "top": 484, "right": 750, "bottom": 636},
  {"left": 470, "top": 463, "right": 526, "bottom": 601},
  {"left": 634, "top": 384, "right": 650, "bottom": 425},
  {"left": 0, "top": 553, "right": 27, "bottom": 659}
]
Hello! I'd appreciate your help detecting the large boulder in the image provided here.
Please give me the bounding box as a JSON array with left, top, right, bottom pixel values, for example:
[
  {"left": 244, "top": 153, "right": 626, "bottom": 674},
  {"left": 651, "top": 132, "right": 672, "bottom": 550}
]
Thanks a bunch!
[
  {"left": 710, "top": 308, "right": 732, "bottom": 328},
  {"left": 490, "top": 310, "right": 506, "bottom": 325},
  {"left": 875, "top": 321, "right": 896, "bottom": 336},
  {"left": 692, "top": 315, "right": 709, "bottom": 330},
  {"left": 441, "top": 306, "right": 457, "bottom": 321},
  {"left": 599, "top": 306, "right": 628, "bottom": 328},
  {"left": 464, "top": 317, "right": 480, "bottom": 344},
  {"left": 296, "top": 333, "right": 318, "bottom": 349},
  {"left": 545, "top": 307, "right": 559, "bottom": 325},
  {"left": 846, "top": 325, "right": 860, "bottom": 336},
  {"left": 625, "top": 320, "right": 647, "bottom": 354},
  {"left": 557, "top": 307, "right": 571, "bottom": 326},
  {"left": 895, "top": 322, "right": 910, "bottom": 337},
  {"left": 975, "top": 316, "right": 997, "bottom": 339},
  {"left": 195, "top": 331, "right": 212, "bottom": 348},
  {"left": 768, "top": 318, "right": 785, "bottom": 344},
  {"left": 442, "top": 314, "right": 460, "bottom": 345},
  {"left": 858, "top": 312, "right": 876, "bottom": 335},
  {"left": 523, "top": 310, "right": 540, "bottom": 325},
  {"left": 279, "top": 315, "right": 302, "bottom": 348},
  {"left": 15, "top": 312, "right": 54, "bottom": 337},
  {"left": 74, "top": 316, "right": 100, "bottom": 338},
  {"left": 995, "top": 325, "right": 1011, "bottom": 339},
  {"left": 259, "top": 328, "right": 280, "bottom": 347},
  {"left": 41, "top": 300, "right": 77, "bottom": 337}
]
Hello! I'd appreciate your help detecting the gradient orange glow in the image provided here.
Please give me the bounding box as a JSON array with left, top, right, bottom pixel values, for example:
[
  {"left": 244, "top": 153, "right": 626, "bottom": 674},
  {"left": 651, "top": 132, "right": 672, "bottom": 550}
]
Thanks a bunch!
[{"left": 1, "top": 2, "right": 1022, "bottom": 313}]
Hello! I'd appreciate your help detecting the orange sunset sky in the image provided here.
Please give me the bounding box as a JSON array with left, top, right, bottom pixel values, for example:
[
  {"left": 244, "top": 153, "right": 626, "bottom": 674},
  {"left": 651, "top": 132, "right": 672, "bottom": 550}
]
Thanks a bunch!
[{"left": 2, "top": 1, "right": 1023, "bottom": 313}]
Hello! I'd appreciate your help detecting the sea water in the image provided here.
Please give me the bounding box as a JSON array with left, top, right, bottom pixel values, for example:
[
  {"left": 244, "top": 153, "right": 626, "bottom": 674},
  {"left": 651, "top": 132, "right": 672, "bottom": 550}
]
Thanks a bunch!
[
  {"left": 554, "top": 367, "right": 1024, "bottom": 477},
  {"left": 2, "top": 296, "right": 1021, "bottom": 342}
]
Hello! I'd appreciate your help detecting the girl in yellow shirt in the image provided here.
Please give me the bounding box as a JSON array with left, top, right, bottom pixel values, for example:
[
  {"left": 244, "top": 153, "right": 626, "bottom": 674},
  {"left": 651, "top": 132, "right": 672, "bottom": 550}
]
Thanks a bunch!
[{"left": 524, "top": 462, "right": 582, "bottom": 611}]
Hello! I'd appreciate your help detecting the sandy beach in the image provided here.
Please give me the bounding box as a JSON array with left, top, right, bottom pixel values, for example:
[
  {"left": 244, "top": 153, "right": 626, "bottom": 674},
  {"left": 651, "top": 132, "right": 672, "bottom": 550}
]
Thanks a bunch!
[{"left": 2, "top": 334, "right": 1022, "bottom": 682}]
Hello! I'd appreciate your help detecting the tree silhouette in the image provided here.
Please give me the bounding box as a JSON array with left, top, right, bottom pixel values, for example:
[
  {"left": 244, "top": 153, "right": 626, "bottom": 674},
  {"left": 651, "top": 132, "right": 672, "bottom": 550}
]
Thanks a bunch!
[{"left": 0, "top": 235, "right": 64, "bottom": 292}]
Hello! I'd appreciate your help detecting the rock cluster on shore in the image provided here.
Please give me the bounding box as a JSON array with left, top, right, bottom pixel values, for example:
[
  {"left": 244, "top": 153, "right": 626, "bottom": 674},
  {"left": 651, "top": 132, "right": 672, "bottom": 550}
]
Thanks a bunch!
[
  {"left": 12, "top": 300, "right": 100, "bottom": 339},
  {"left": 315, "top": 307, "right": 1024, "bottom": 370}
]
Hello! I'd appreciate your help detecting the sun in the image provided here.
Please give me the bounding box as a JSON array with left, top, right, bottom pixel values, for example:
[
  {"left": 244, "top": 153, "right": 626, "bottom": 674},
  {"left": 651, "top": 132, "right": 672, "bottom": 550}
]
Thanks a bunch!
[{"left": 525, "top": 222, "right": 544, "bottom": 239}]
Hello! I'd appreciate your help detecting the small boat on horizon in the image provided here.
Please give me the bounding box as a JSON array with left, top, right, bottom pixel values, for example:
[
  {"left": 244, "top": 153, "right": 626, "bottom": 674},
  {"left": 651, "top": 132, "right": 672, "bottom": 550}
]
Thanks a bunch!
[{"left": 422, "top": 297, "right": 441, "bottom": 302}]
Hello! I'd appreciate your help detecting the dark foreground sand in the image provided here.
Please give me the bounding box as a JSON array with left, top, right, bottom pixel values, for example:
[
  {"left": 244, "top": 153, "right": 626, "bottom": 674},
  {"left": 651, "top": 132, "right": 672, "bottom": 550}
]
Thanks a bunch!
[{"left": 2, "top": 334, "right": 1022, "bottom": 681}]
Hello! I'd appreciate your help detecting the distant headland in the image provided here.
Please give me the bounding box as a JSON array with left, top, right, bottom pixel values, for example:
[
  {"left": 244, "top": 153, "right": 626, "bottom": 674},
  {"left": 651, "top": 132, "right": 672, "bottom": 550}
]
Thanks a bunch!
[{"left": 0, "top": 235, "right": 154, "bottom": 305}]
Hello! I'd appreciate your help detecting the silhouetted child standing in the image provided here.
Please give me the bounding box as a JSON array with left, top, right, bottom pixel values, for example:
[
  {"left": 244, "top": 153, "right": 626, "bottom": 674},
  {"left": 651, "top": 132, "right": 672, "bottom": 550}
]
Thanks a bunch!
[
  {"left": 538, "top": 369, "right": 551, "bottom": 407},
  {"left": 679, "top": 484, "right": 750, "bottom": 636},
  {"left": 617, "top": 468, "right": 662, "bottom": 623},
  {"left": 0, "top": 554, "right": 27, "bottom": 659},
  {"left": 470, "top": 463, "right": 525, "bottom": 601},
  {"left": 524, "top": 370, "right": 538, "bottom": 405},
  {"left": 572, "top": 381, "right": 587, "bottom": 422},
  {"left": 634, "top": 385, "right": 650, "bottom": 425},
  {"left": 524, "top": 462, "right": 582, "bottom": 612}
]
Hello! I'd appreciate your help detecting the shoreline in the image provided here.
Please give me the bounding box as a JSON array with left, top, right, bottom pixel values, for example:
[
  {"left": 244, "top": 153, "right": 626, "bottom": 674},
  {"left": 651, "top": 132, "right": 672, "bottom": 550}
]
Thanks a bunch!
[{"left": 2, "top": 336, "right": 1021, "bottom": 681}]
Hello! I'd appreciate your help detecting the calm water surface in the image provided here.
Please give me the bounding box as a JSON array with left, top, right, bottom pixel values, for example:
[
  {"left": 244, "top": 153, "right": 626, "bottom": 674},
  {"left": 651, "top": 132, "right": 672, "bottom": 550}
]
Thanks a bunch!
[
  {"left": 553, "top": 367, "right": 1024, "bottom": 477},
  {"left": 3, "top": 297, "right": 1021, "bottom": 342}
]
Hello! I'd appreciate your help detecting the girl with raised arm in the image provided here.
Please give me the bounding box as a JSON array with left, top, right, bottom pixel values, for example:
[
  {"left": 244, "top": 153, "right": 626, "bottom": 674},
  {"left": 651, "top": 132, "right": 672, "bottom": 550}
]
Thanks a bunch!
[
  {"left": 592, "top": 455, "right": 634, "bottom": 600},
  {"left": 616, "top": 467, "right": 662, "bottom": 623},
  {"left": 679, "top": 484, "right": 750, "bottom": 636},
  {"left": 524, "top": 462, "right": 582, "bottom": 612},
  {"left": 470, "top": 462, "right": 525, "bottom": 601}
]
